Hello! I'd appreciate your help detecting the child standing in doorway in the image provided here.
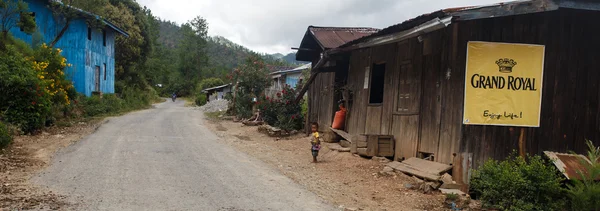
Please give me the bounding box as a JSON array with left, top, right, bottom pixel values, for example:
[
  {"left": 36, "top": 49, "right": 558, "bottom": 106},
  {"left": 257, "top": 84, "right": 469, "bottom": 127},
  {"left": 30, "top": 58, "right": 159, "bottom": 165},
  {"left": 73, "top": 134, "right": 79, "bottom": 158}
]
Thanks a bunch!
[{"left": 310, "top": 122, "right": 322, "bottom": 163}]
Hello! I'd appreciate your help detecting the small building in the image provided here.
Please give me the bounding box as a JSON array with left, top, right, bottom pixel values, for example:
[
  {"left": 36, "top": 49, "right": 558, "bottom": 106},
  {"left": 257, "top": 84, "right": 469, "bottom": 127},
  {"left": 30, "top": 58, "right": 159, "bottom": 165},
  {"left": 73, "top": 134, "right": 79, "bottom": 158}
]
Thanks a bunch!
[
  {"left": 295, "top": 26, "right": 379, "bottom": 131},
  {"left": 296, "top": 0, "right": 600, "bottom": 179},
  {"left": 10, "top": 0, "right": 129, "bottom": 96},
  {"left": 266, "top": 63, "right": 311, "bottom": 97},
  {"left": 203, "top": 84, "right": 232, "bottom": 102}
]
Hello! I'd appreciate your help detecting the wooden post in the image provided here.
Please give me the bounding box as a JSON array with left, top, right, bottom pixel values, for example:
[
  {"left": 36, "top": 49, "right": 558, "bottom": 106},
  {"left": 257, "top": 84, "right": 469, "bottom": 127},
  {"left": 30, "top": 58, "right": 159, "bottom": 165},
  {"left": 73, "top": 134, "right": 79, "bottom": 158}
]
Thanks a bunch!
[{"left": 519, "top": 128, "right": 526, "bottom": 157}]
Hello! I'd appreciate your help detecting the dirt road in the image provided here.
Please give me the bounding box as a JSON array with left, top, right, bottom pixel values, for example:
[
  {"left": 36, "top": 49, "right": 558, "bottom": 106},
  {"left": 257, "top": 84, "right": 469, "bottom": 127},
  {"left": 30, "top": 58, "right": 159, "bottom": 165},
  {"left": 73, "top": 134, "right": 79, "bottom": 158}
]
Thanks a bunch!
[{"left": 31, "top": 100, "right": 335, "bottom": 210}]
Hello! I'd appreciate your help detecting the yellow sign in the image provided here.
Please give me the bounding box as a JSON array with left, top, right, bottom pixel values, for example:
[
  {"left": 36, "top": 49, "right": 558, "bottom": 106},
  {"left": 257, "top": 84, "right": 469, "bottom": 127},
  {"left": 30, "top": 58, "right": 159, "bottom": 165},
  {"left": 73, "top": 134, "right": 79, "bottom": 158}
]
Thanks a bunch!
[{"left": 463, "top": 41, "right": 545, "bottom": 127}]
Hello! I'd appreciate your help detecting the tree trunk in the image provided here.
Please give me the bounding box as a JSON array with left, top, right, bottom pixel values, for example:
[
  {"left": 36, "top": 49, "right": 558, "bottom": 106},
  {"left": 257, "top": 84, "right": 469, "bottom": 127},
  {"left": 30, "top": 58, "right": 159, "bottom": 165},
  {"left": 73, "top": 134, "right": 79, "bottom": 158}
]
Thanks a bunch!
[{"left": 49, "top": 20, "right": 70, "bottom": 48}]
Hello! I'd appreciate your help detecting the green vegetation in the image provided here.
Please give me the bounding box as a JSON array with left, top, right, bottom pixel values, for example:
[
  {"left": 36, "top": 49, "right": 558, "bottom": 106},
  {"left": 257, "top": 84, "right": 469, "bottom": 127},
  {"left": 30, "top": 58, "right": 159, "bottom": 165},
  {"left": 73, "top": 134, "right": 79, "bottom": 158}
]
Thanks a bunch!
[
  {"left": 470, "top": 152, "right": 566, "bottom": 211},
  {"left": 566, "top": 140, "right": 600, "bottom": 210},
  {"left": 259, "top": 85, "right": 304, "bottom": 131},
  {"left": 0, "top": 122, "right": 12, "bottom": 149},
  {"left": 229, "top": 56, "right": 271, "bottom": 119},
  {"left": 445, "top": 193, "right": 459, "bottom": 201},
  {"left": 198, "top": 78, "right": 225, "bottom": 91},
  {"left": 195, "top": 94, "right": 207, "bottom": 106},
  {"left": 205, "top": 111, "right": 226, "bottom": 120},
  {"left": 79, "top": 88, "right": 158, "bottom": 117}
]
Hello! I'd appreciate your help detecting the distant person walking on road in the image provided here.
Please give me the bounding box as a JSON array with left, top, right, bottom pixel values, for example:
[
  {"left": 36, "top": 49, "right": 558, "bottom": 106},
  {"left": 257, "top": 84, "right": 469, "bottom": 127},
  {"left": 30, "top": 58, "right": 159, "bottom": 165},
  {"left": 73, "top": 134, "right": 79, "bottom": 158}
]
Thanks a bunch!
[{"left": 310, "top": 122, "right": 322, "bottom": 163}]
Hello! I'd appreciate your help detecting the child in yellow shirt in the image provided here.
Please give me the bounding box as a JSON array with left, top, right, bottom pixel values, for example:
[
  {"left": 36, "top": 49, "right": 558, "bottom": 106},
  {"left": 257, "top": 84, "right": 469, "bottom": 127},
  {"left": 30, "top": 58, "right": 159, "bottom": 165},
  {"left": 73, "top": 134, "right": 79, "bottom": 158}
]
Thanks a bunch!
[{"left": 310, "top": 122, "right": 322, "bottom": 163}]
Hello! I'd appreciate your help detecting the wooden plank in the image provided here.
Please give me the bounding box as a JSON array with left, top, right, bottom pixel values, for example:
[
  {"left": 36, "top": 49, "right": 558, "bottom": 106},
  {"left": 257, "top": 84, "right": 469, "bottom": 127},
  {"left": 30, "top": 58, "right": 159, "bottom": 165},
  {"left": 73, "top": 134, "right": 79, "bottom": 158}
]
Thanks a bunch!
[
  {"left": 356, "top": 140, "right": 367, "bottom": 148},
  {"left": 437, "top": 25, "right": 463, "bottom": 165},
  {"left": 330, "top": 127, "right": 353, "bottom": 143},
  {"left": 391, "top": 115, "right": 419, "bottom": 161},
  {"left": 366, "top": 135, "right": 378, "bottom": 157},
  {"left": 452, "top": 152, "right": 473, "bottom": 193},
  {"left": 418, "top": 40, "right": 443, "bottom": 155},
  {"left": 351, "top": 141, "right": 358, "bottom": 154},
  {"left": 387, "top": 161, "right": 441, "bottom": 181},
  {"left": 365, "top": 106, "right": 382, "bottom": 134},
  {"left": 402, "top": 157, "right": 452, "bottom": 175},
  {"left": 357, "top": 148, "right": 368, "bottom": 156}
]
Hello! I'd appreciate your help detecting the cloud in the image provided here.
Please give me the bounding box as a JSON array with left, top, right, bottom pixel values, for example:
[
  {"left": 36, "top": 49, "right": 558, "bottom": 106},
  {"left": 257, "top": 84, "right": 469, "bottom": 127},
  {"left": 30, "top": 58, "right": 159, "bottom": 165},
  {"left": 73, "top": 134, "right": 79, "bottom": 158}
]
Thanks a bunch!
[{"left": 138, "top": 0, "right": 505, "bottom": 54}]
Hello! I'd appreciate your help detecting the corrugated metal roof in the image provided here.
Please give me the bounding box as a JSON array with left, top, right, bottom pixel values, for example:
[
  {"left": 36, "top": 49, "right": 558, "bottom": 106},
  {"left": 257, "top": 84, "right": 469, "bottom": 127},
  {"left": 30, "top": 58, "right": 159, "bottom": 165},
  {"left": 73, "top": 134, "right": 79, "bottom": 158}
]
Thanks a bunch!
[
  {"left": 544, "top": 151, "right": 594, "bottom": 180},
  {"left": 338, "top": 0, "right": 590, "bottom": 49},
  {"left": 203, "top": 83, "right": 232, "bottom": 92},
  {"left": 309, "top": 26, "right": 379, "bottom": 49},
  {"left": 271, "top": 63, "right": 311, "bottom": 75},
  {"left": 46, "top": 0, "right": 129, "bottom": 37}
]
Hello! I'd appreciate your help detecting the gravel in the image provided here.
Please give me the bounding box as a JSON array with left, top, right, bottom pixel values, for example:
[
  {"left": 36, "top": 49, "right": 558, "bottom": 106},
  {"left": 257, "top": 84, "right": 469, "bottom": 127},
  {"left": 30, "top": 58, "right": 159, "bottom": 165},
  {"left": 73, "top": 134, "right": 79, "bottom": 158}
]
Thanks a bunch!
[{"left": 199, "top": 99, "right": 229, "bottom": 113}]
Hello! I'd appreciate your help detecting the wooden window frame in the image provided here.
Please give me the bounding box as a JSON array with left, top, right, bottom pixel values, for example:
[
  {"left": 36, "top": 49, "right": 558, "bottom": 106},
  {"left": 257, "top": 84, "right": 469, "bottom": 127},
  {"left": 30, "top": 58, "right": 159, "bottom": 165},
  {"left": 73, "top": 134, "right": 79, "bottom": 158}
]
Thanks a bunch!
[
  {"left": 368, "top": 61, "right": 386, "bottom": 106},
  {"left": 102, "top": 30, "right": 106, "bottom": 46}
]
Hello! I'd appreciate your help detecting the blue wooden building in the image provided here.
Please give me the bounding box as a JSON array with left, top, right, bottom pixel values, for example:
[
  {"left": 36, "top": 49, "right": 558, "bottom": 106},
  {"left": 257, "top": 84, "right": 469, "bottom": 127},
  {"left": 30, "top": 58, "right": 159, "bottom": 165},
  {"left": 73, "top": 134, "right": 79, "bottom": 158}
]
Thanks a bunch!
[{"left": 9, "top": 0, "right": 129, "bottom": 96}]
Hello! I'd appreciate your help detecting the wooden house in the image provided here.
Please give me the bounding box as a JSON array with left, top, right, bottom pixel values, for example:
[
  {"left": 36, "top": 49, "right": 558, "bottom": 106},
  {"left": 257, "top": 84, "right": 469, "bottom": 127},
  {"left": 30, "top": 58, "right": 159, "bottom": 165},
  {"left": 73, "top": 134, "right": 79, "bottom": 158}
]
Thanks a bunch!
[
  {"left": 9, "top": 0, "right": 129, "bottom": 96},
  {"left": 295, "top": 26, "right": 379, "bottom": 132},
  {"left": 203, "top": 84, "right": 232, "bottom": 102},
  {"left": 266, "top": 63, "right": 311, "bottom": 97},
  {"left": 295, "top": 0, "right": 600, "bottom": 174}
]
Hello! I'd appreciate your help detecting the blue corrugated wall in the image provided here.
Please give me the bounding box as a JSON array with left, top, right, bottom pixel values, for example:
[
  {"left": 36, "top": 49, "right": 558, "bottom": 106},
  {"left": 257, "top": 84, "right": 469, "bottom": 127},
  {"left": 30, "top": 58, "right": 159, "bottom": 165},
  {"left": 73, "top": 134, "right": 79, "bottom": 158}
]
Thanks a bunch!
[{"left": 9, "top": 0, "right": 117, "bottom": 96}]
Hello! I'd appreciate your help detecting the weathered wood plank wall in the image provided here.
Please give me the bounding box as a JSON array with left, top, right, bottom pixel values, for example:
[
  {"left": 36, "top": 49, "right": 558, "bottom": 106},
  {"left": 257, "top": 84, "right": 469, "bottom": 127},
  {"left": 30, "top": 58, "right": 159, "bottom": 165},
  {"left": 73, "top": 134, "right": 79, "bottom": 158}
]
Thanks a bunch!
[{"left": 455, "top": 9, "right": 600, "bottom": 168}]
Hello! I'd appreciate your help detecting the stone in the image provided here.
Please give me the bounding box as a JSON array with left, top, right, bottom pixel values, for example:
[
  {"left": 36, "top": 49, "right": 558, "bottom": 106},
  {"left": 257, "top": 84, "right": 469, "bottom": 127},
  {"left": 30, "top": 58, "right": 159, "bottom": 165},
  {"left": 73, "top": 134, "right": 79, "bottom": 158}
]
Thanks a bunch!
[
  {"left": 439, "top": 188, "right": 466, "bottom": 196},
  {"left": 382, "top": 166, "right": 394, "bottom": 173},
  {"left": 199, "top": 99, "right": 229, "bottom": 113},
  {"left": 440, "top": 173, "right": 453, "bottom": 185},
  {"left": 404, "top": 183, "right": 415, "bottom": 189},
  {"left": 372, "top": 156, "right": 390, "bottom": 163},
  {"left": 340, "top": 139, "right": 351, "bottom": 148}
]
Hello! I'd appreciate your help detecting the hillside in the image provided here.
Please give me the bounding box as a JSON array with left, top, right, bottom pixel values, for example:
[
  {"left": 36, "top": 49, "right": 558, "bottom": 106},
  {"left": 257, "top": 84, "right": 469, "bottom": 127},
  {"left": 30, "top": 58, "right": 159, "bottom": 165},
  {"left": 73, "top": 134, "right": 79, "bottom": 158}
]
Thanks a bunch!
[{"left": 157, "top": 20, "right": 294, "bottom": 70}]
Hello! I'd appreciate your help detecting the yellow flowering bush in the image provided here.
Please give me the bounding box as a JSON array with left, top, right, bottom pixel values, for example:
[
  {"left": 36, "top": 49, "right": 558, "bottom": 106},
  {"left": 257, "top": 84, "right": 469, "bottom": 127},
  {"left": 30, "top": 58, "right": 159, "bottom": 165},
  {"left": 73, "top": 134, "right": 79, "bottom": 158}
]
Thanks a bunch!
[{"left": 32, "top": 43, "right": 76, "bottom": 106}]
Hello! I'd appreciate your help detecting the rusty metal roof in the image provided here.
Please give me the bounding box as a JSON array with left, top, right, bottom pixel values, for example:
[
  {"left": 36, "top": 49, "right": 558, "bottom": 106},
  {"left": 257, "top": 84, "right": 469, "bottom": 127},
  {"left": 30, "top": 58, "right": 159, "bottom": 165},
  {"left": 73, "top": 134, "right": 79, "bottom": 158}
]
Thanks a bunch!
[
  {"left": 544, "top": 151, "right": 594, "bottom": 180},
  {"left": 338, "top": 0, "right": 599, "bottom": 49},
  {"left": 309, "top": 27, "right": 379, "bottom": 49}
]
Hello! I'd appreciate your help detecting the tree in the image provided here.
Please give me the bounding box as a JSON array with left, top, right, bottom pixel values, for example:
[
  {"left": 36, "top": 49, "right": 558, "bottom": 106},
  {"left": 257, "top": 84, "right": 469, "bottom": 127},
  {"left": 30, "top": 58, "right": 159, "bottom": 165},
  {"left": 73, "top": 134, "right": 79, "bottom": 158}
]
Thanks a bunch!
[
  {"left": 0, "top": 0, "right": 35, "bottom": 40},
  {"left": 198, "top": 78, "right": 225, "bottom": 91},
  {"left": 175, "top": 16, "right": 209, "bottom": 95}
]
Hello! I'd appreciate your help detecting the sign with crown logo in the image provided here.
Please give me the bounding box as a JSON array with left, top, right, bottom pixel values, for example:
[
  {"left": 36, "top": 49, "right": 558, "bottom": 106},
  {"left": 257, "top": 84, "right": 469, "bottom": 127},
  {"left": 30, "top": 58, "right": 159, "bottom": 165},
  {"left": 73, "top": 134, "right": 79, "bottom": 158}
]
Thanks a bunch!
[{"left": 463, "top": 41, "right": 545, "bottom": 127}]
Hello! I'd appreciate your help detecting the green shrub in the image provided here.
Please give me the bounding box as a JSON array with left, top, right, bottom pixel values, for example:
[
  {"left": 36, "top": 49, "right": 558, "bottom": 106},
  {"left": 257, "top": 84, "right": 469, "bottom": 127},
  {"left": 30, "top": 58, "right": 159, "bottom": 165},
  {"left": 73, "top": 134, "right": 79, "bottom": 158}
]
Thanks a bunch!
[
  {"left": 0, "top": 45, "right": 52, "bottom": 133},
  {"left": 198, "top": 78, "right": 224, "bottom": 91},
  {"left": 81, "top": 94, "right": 123, "bottom": 117},
  {"left": 258, "top": 85, "right": 304, "bottom": 131},
  {"left": 470, "top": 152, "right": 566, "bottom": 211},
  {"left": 566, "top": 140, "right": 600, "bottom": 210},
  {"left": 0, "top": 122, "right": 12, "bottom": 149},
  {"left": 195, "top": 93, "right": 207, "bottom": 106}
]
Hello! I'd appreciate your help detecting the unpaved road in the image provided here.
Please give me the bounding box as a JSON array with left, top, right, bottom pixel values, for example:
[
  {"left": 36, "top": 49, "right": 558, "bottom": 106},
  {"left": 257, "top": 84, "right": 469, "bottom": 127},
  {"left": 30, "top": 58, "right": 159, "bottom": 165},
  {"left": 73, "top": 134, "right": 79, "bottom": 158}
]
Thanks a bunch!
[{"left": 32, "top": 100, "right": 335, "bottom": 210}]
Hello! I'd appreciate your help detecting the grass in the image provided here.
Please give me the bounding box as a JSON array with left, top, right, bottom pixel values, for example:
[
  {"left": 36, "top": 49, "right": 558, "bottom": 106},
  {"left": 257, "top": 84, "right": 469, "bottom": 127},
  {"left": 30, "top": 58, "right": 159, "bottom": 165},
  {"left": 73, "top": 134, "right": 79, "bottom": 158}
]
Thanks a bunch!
[
  {"left": 179, "top": 97, "right": 195, "bottom": 107},
  {"left": 446, "top": 193, "right": 459, "bottom": 201},
  {"left": 205, "top": 111, "right": 226, "bottom": 120}
]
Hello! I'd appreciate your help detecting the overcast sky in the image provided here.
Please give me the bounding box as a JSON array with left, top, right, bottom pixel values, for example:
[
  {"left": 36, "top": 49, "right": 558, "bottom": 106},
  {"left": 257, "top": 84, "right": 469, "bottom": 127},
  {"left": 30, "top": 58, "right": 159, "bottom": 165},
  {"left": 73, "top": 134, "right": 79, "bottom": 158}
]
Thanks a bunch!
[{"left": 138, "top": 0, "right": 505, "bottom": 55}]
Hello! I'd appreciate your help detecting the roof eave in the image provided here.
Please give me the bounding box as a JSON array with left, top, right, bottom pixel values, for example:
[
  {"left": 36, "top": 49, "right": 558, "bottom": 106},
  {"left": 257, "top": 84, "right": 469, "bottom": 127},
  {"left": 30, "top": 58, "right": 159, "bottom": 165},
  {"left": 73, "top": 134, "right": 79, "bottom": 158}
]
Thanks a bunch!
[{"left": 102, "top": 19, "right": 129, "bottom": 37}]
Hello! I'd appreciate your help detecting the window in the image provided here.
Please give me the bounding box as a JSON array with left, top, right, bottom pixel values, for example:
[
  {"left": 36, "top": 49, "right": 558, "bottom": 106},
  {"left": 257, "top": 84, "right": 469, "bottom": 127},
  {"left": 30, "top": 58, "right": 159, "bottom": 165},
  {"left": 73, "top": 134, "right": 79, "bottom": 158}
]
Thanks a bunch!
[
  {"left": 102, "top": 30, "right": 106, "bottom": 46},
  {"left": 87, "top": 27, "right": 92, "bottom": 40},
  {"left": 369, "top": 63, "right": 386, "bottom": 104},
  {"left": 104, "top": 63, "right": 107, "bottom": 80}
]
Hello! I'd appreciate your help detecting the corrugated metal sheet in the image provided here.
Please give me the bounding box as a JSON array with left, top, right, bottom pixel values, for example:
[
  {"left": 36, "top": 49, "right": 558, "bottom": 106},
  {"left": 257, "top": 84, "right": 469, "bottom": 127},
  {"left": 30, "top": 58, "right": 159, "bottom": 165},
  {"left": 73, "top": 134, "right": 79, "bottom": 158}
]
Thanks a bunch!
[
  {"left": 338, "top": 0, "right": 600, "bottom": 49},
  {"left": 309, "top": 27, "right": 379, "bottom": 49},
  {"left": 544, "top": 151, "right": 593, "bottom": 180}
]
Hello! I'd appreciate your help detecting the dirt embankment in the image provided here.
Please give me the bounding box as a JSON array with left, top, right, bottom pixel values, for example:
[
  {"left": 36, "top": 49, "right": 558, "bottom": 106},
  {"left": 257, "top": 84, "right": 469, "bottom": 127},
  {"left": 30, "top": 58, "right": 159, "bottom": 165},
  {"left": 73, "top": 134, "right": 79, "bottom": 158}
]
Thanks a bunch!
[
  {"left": 0, "top": 119, "right": 107, "bottom": 210},
  {"left": 205, "top": 118, "right": 448, "bottom": 211}
]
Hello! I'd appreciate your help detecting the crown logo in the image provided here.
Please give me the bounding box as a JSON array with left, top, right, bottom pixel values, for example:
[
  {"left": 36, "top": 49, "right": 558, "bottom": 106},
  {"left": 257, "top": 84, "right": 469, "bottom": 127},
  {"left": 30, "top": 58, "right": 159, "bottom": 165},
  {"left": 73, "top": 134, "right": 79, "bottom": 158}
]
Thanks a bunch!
[{"left": 496, "top": 58, "right": 517, "bottom": 73}]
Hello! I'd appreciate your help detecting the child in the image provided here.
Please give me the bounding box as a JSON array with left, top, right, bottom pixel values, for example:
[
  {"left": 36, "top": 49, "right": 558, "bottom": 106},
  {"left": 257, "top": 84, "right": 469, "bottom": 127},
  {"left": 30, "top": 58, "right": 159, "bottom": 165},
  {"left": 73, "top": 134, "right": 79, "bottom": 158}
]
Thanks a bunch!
[{"left": 310, "top": 122, "right": 322, "bottom": 163}]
